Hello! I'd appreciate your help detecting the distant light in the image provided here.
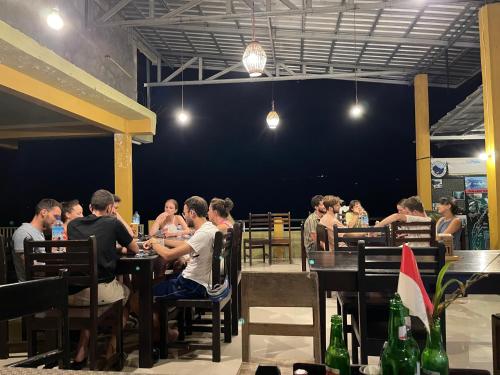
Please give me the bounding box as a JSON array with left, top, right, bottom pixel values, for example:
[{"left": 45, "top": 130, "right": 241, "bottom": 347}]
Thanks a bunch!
[
  {"left": 349, "top": 102, "right": 364, "bottom": 119},
  {"left": 47, "top": 8, "right": 64, "bottom": 30},
  {"left": 176, "top": 110, "right": 190, "bottom": 125},
  {"left": 479, "top": 151, "right": 495, "bottom": 161}
]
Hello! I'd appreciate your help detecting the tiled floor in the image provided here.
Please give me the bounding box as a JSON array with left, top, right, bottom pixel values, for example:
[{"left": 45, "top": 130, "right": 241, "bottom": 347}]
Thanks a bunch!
[{"left": 1, "top": 258, "right": 498, "bottom": 374}]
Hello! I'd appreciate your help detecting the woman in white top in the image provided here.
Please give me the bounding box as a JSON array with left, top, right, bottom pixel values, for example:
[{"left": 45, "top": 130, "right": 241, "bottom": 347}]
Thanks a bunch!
[{"left": 150, "top": 199, "right": 190, "bottom": 237}]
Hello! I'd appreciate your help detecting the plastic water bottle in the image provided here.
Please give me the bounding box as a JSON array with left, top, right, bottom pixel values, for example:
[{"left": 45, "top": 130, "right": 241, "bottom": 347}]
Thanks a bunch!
[
  {"left": 52, "top": 215, "right": 65, "bottom": 252},
  {"left": 361, "top": 212, "right": 369, "bottom": 227},
  {"left": 132, "top": 211, "right": 140, "bottom": 224}
]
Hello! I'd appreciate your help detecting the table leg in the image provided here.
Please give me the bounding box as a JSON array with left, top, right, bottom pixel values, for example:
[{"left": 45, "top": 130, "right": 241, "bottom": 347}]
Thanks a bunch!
[
  {"left": 138, "top": 263, "right": 154, "bottom": 368},
  {"left": 319, "top": 283, "right": 326, "bottom": 362},
  {"left": 0, "top": 321, "right": 8, "bottom": 359}
]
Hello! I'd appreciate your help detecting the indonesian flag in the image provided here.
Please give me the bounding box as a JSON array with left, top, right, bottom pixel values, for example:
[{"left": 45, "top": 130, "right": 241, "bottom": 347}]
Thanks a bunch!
[{"left": 397, "top": 244, "right": 433, "bottom": 332}]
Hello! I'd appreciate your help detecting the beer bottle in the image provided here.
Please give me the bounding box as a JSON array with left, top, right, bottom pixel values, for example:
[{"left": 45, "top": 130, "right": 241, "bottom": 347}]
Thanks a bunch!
[
  {"left": 401, "top": 305, "right": 420, "bottom": 365},
  {"left": 325, "top": 315, "right": 350, "bottom": 375},
  {"left": 421, "top": 318, "right": 448, "bottom": 375},
  {"left": 380, "top": 294, "right": 419, "bottom": 375}
]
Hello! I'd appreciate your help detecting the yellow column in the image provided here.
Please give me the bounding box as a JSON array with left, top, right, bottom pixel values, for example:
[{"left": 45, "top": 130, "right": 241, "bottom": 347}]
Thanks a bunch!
[
  {"left": 114, "top": 133, "right": 133, "bottom": 223},
  {"left": 414, "top": 74, "right": 432, "bottom": 210},
  {"left": 479, "top": 3, "right": 500, "bottom": 249}
]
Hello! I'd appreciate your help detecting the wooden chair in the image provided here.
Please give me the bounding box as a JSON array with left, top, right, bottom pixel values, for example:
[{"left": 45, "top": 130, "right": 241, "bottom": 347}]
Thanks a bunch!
[
  {"left": 333, "top": 225, "right": 390, "bottom": 251},
  {"left": 158, "top": 231, "right": 232, "bottom": 362},
  {"left": 241, "top": 272, "right": 321, "bottom": 363},
  {"left": 390, "top": 221, "right": 437, "bottom": 247},
  {"left": 0, "top": 272, "right": 70, "bottom": 368},
  {"left": 0, "top": 234, "right": 23, "bottom": 359},
  {"left": 493, "top": 313, "right": 500, "bottom": 375},
  {"left": 333, "top": 225, "right": 391, "bottom": 359},
  {"left": 230, "top": 222, "right": 243, "bottom": 335},
  {"left": 316, "top": 223, "right": 329, "bottom": 251},
  {"left": 300, "top": 221, "right": 307, "bottom": 271},
  {"left": 24, "top": 237, "right": 124, "bottom": 370},
  {"left": 0, "top": 235, "right": 8, "bottom": 359},
  {"left": 269, "top": 212, "right": 293, "bottom": 265},
  {"left": 353, "top": 240, "right": 446, "bottom": 364},
  {"left": 243, "top": 213, "right": 271, "bottom": 266}
]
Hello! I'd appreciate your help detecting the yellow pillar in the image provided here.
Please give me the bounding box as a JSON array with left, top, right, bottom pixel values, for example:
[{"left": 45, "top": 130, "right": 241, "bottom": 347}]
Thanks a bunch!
[
  {"left": 414, "top": 74, "right": 432, "bottom": 210},
  {"left": 114, "top": 133, "right": 133, "bottom": 223},
  {"left": 479, "top": 3, "right": 500, "bottom": 249}
]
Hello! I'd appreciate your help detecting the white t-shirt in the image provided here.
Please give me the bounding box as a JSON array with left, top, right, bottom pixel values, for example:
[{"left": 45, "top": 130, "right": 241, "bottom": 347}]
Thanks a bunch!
[
  {"left": 404, "top": 215, "right": 432, "bottom": 247},
  {"left": 182, "top": 221, "right": 218, "bottom": 287}
]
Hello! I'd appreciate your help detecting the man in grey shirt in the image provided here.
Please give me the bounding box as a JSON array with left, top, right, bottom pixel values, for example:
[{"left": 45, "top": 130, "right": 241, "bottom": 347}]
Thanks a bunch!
[
  {"left": 12, "top": 198, "right": 62, "bottom": 281},
  {"left": 304, "top": 195, "right": 326, "bottom": 253}
]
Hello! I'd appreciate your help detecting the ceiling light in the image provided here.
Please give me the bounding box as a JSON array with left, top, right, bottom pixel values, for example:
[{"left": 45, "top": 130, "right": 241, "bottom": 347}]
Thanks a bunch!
[
  {"left": 176, "top": 110, "right": 190, "bottom": 125},
  {"left": 242, "top": 2, "right": 267, "bottom": 77},
  {"left": 47, "top": 8, "right": 64, "bottom": 30},
  {"left": 349, "top": 102, "right": 364, "bottom": 119},
  {"left": 266, "top": 101, "right": 280, "bottom": 129}
]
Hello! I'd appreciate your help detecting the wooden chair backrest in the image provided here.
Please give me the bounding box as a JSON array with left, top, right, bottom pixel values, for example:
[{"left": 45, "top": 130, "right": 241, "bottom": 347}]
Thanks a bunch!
[
  {"left": 241, "top": 271, "right": 321, "bottom": 363},
  {"left": 333, "top": 225, "right": 390, "bottom": 251},
  {"left": 248, "top": 213, "right": 272, "bottom": 242},
  {"left": 300, "top": 221, "right": 306, "bottom": 271},
  {"left": 357, "top": 240, "right": 445, "bottom": 294},
  {"left": 24, "top": 237, "right": 98, "bottom": 323},
  {"left": 390, "top": 221, "right": 437, "bottom": 247},
  {"left": 315, "top": 223, "right": 329, "bottom": 251},
  {"left": 211, "top": 231, "right": 227, "bottom": 287}
]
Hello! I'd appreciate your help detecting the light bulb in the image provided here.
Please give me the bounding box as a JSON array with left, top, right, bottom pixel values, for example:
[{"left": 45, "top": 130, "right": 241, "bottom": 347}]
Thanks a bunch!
[
  {"left": 266, "top": 110, "right": 280, "bottom": 129},
  {"left": 47, "top": 8, "right": 64, "bottom": 30},
  {"left": 349, "top": 102, "right": 364, "bottom": 119},
  {"left": 479, "top": 152, "right": 488, "bottom": 161},
  {"left": 176, "top": 110, "right": 190, "bottom": 125}
]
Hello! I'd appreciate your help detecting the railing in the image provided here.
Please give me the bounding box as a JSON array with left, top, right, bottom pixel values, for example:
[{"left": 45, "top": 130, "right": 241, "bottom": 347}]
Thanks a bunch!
[{"left": 0, "top": 226, "right": 17, "bottom": 240}]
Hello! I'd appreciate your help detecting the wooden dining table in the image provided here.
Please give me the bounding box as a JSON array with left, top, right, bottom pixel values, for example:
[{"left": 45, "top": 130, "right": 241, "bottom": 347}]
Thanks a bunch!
[
  {"left": 308, "top": 249, "right": 500, "bottom": 361},
  {"left": 116, "top": 254, "right": 157, "bottom": 368}
]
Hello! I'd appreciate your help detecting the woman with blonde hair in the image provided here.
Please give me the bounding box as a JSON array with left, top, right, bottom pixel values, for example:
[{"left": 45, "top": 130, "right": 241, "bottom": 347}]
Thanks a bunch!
[
  {"left": 208, "top": 197, "right": 234, "bottom": 232},
  {"left": 150, "top": 199, "right": 190, "bottom": 237}
]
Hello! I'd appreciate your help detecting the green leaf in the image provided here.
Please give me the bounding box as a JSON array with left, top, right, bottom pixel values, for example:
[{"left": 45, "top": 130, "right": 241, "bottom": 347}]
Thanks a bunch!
[{"left": 433, "top": 262, "right": 452, "bottom": 308}]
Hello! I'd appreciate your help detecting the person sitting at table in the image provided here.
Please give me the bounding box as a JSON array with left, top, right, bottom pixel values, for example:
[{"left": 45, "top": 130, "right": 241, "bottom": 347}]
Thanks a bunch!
[
  {"left": 397, "top": 198, "right": 406, "bottom": 214},
  {"left": 12, "top": 198, "right": 62, "bottom": 282},
  {"left": 436, "top": 197, "right": 462, "bottom": 250},
  {"left": 145, "top": 196, "right": 217, "bottom": 299},
  {"left": 150, "top": 198, "right": 190, "bottom": 237},
  {"left": 375, "top": 195, "right": 432, "bottom": 247},
  {"left": 112, "top": 194, "right": 134, "bottom": 237},
  {"left": 304, "top": 195, "right": 326, "bottom": 253},
  {"left": 208, "top": 197, "right": 234, "bottom": 233},
  {"left": 61, "top": 199, "right": 83, "bottom": 239},
  {"left": 319, "top": 195, "right": 346, "bottom": 251},
  {"left": 142, "top": 196, "right": 217, "bottom": 345},
  {"left": 345, "top": 200, "right": 368, "bottom": 228},
  {"left": 67, "top": 189, "right": 139, "bottom": 369}
]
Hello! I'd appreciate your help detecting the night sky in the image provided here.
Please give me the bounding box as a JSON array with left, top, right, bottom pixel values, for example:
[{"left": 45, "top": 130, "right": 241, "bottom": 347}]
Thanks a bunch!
[{"left": 0, "top": 52, "right": 483, "bottom": 225}]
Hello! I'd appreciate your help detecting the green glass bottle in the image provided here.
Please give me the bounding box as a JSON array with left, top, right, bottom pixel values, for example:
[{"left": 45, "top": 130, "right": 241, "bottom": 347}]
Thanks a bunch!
[
  {"left": 402, "top": 305, "right": 421, "bottom": 366},
  {"left": 380, "top": 294, "right": 419, "bottom": 375},
  {"left": 421, "top": 318, "right": 448, "bottom": 375},
  {"left": 325, "top": 315, "right": 350, "bottom": 375}
]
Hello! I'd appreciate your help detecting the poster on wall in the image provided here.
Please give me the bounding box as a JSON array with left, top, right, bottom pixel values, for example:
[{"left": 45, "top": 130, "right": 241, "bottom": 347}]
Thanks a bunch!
[{"left": 465, "top": 176, "right": 489, "bottom": 250}]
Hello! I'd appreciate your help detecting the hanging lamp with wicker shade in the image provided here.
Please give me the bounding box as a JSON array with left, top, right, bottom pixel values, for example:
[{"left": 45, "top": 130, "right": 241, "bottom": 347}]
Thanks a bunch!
[{"left": 242, "top": 2, "right": 267, "bottom": 77}]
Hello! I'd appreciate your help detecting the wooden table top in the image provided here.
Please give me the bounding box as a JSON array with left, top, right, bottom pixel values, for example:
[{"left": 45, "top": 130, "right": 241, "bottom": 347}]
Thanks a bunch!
[
  {"left": 308, "top": 250, "right": 500, "bottom": 275},
  {"left": 0, "top": 368, "right": 169, "bottom": 375}
]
